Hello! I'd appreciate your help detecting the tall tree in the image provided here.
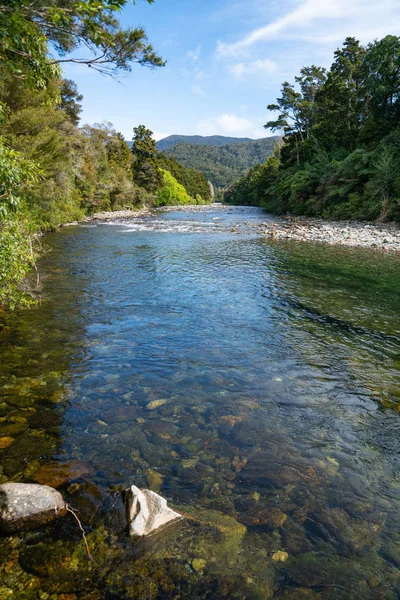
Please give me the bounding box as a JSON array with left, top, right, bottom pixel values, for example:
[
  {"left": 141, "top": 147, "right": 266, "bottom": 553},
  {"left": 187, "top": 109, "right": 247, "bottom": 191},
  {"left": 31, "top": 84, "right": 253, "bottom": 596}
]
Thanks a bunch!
[
  {"left": 316, "top": 37, "right": 366, "bottom": 151},
  {"left": 131, "top": 125, "right": 158, "bottom": 166},
  {"left": 131, "top": 125, "right": 161, "bottom": 191},
  {"left": 59, "top": 79, "right": 83, "bottom": 126},
  {"left": 362, "top": 35, "right": 400, "bottom": 143},
  {"left": 265, "top": 66, "right": 326, "bottom": 164}
]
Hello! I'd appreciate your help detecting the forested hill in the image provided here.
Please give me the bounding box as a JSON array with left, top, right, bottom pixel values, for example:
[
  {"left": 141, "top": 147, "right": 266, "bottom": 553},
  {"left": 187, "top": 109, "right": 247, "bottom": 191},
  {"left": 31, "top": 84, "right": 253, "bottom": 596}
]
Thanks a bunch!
[
  {"left": 156, "top": 135, "right": 255, "bottom": 151},
  {"left": 163, "top": 137, "right": 280, "bottom": 189}
]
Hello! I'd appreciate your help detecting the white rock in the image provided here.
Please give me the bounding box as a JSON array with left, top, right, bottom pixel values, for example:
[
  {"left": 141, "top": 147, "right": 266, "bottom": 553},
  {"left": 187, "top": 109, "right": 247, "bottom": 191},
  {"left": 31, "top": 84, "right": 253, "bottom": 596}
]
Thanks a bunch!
[
  {"left": 0, "top": 483, "right": 66, "bottom": 532},
  {"left": 126, "top": 485, "right": 182, "bottom": 537}
]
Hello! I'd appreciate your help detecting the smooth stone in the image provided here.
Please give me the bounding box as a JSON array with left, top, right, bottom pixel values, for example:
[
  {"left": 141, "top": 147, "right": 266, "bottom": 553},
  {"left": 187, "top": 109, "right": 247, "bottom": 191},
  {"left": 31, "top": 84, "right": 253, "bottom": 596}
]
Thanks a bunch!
[
  {"left": 272, "top": 550, "right": 289, "bottom": 562},
  {"left": 32, "top": 461, "right": 91, "bottom": 488},
  {"left": 125, "top": 485, "right": 182, "bottom": 537},
  {"left": 0, "top": 438, "right": 14, "bottom": 450},
  {"left": 0, "top": 482, "right": 66, "bottom": 532},
  {"left": 146, "top": 399, "right": 168, "bottom": 410}
]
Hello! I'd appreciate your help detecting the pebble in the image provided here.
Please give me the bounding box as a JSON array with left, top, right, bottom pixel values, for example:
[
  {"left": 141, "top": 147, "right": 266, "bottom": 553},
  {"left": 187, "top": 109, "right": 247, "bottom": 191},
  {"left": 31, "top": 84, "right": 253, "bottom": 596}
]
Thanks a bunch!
[
  {"left": 258, "top": 217, "right": 400, "bottom": 251},
  {"left": 0, "top": 437, "right": 14, "bottom": 450},
  {"left": 272, "top": 551, "right": 289, "bottom": 562}
]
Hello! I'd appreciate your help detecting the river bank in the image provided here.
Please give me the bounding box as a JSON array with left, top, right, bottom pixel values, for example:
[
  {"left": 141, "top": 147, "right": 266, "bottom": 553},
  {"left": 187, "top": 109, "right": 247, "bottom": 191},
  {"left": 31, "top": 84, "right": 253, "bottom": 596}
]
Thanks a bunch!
[
  {"left": 62, "top": 206, "right": 400, "bottom": 252},
  {"left": 256, "top": 216, "right": 400, "bottom": 251}
]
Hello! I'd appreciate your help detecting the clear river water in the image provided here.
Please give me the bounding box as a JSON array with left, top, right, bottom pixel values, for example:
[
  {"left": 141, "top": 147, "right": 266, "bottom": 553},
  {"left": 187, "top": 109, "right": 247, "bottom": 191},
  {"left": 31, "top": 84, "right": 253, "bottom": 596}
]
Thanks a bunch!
[{"left": 1, "top": 206, "right": 400, "bottom": 599}]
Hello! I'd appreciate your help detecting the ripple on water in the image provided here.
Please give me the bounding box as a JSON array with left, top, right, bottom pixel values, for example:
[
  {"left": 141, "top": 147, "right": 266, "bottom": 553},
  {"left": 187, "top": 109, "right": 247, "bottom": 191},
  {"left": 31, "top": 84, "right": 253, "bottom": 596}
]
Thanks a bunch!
[{"left": 0, "top": 207, "right": 400, "bottom": 599}]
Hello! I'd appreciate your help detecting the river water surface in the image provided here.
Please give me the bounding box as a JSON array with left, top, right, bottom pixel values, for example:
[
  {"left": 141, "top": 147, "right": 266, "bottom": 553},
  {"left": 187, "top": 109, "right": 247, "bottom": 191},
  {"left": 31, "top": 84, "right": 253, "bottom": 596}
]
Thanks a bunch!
[{"left": 1, "top": 206, "right": 400, "bottom": 599}]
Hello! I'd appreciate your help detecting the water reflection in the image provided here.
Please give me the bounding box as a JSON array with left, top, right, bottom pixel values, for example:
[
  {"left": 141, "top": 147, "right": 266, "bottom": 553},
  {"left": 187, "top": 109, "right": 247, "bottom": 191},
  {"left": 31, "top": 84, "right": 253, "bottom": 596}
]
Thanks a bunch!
[{"left": 1, "top": 207, "right": 400, "bottom": 599}]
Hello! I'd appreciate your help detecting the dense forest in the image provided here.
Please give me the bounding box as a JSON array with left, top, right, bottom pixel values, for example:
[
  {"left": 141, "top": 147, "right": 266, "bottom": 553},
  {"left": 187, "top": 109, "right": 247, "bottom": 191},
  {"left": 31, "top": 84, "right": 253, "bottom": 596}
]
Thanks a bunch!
[
  {"left": 156, "top": 135, "right": 255, "bottom": 151},
  {"left": 0, "top": 0, "right": 211, "bottom": 309},
  {"left": 225, "top": 36, "right": 400, "bottom": 222},
  {"left": 164, "top": 137, "right": 279, "bottom": 190}
]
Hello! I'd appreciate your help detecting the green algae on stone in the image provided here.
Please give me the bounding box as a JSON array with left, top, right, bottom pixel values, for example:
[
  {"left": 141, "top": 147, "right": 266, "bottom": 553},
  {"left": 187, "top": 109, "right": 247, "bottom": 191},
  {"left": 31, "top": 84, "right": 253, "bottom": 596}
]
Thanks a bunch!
[
  {"left": 192, "top": 558, "right": 207, "bottom": 572},
  {"left": 241, "top": 507, "right": 288, "bottom": 529}
]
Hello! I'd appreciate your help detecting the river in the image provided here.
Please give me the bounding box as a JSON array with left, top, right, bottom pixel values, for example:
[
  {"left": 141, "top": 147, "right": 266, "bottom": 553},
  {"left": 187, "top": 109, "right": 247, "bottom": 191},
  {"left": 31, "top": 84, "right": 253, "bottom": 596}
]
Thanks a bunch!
[{"left": 1, "top": 206, "right": 400, "bottom": 599}]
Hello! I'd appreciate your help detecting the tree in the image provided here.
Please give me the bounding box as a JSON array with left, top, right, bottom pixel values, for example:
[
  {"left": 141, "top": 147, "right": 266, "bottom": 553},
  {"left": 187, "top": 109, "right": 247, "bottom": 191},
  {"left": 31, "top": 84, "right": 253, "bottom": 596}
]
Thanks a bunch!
[
  {"left": 0, "top": 0, "right": 165, "bottom": 85},
  {"left": 265, "top": 66, "right": 326, "bottom": 164},
  {"left": 366, "top": 148, "right": 400, "bottom": 220},
  {"left": 0, "top": 136, "right": 43, "bottom": 218},
  {"left": 234, "top": 36, "right": 400, "bottom": 221},
  {"left": 131, "top": 125, "right": 158, "bottom": 166},
  {"left": 154, "top": 169, "right": 192, "bottom": 207},
  {"left": 59, "top": 79, "right": 83, "bottom": 125},
  {"left": 107, "top": 132, "right": 131, "bottom": 170},
  {"left": 316, "top": 37, "right": 366, "bottom": 151},
  {"left": 156, "top": 153, "right": 211, "bottom": 201},
  {"left": 362, "top": 35, "right": 400, "bottom": 142}
]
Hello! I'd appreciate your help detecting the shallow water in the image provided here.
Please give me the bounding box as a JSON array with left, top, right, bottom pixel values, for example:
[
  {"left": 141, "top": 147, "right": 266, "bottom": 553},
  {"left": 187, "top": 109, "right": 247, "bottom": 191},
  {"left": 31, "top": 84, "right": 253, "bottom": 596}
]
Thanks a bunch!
[{"left": 1, "top": 206, "right": 400, "bottom": 599}]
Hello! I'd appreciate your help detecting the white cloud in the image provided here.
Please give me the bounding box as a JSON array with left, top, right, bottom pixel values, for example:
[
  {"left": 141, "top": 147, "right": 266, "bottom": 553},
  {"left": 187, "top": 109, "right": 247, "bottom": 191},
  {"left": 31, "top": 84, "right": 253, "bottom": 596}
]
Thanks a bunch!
[
  {"left": 197, "top": 114, "right": 264, "bottom": 138},
  {"left": 191, "top": 84, "right": 206, "bottom": 97},
  {"left": 153, "top": 131, "right": 171, "bottom": 142},
  {"left": 216, "top": 0, "right": 400, "bottom": 57},
  {"left": 230, "top": 59, "right": 277, "bottom": 79},
  {"left": 187, "top": 44, "right": 202, "bottom": 62}
]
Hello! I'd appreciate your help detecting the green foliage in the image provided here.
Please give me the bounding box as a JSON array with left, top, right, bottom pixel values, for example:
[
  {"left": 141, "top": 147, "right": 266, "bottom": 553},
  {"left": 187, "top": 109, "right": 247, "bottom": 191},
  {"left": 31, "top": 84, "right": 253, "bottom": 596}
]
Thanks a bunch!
[
  {"left": 59, "top": 79, "right": 83, "bottom": 126},
  {"left": 225, "top": 152, "right": 281, "bottom": 210},
  {"left": 164, "top": 137, "right": 279, "bottom": 189},
  {"left": 156, "top": 153, "right": 212, "bottom": 202},
  {"left": 0, "top": 0, "right": 165, "bottom": 81},
  {"left": 0, "top": 10, "right": 60, "bottom": 88},
  {"left": 154, "top": 169, "right": 192, "bottom": 207},
  {"left": 0, "top": 137, "right": 43, "bottom": 218},
  {"left": 131, "top": 125, "right": 159, "bottom": 166},
  {"left": 227, "top": 35, "right": 400, "bottom": 222},
  {"left": 0, "top": 0, "right": 167, "bottom": 310},
  {"left": 0, "top": 219, "right": 37, "bottom": 310},
  {"left": 157, "top": 134, "right": 254, "bottom": 151}
]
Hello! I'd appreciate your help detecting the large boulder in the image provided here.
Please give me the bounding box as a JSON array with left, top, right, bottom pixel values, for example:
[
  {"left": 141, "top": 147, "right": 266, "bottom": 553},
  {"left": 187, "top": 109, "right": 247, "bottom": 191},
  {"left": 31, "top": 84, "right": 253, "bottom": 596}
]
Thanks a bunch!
[
  {"left": 125, "top": 485, "right": 182, "bottom": 536},
  {"left": 0, "top": 482, "right": 66, "bottom": 532}
]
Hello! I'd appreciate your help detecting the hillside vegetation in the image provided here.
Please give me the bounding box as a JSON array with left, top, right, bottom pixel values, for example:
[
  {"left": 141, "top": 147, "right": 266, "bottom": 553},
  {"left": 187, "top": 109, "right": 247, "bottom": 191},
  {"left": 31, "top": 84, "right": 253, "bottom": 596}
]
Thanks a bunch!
[
  {"left": 225, "top": 36, "right": 400, "bottom": 222},
  {"left": 0, "top": 2, "right": 211, "bottom": 309},
  {"left": 156, "top": 134, "right": 255, "bottom": 151},
  {"left": 164, "top": 137, "right": 279, "bottom": 190}
]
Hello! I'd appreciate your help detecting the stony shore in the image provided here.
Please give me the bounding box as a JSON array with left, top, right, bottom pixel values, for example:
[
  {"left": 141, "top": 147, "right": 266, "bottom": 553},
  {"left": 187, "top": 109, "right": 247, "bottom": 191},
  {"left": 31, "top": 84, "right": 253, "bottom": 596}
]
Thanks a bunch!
[
  {"left": 62, "top": 206, "right": 400, "bottom": 251},
  {"left": 255, "top": 216, "right": 400, "bottom": 252},
  {"left": 60, "top": 208, "right": 153, "bottom": 226},
  {"left": 86, "top": 207, "right": 153, "bottom": 221}
]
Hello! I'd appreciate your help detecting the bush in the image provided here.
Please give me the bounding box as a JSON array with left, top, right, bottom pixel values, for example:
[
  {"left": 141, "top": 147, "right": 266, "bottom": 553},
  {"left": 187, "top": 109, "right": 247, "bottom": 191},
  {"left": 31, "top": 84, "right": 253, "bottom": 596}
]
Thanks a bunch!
[
  {"left": 0, "top": 219, "right": 38, "bottom": 309},
  {"left": 154, "top": 169, "right": 193, "bottom": 207}
]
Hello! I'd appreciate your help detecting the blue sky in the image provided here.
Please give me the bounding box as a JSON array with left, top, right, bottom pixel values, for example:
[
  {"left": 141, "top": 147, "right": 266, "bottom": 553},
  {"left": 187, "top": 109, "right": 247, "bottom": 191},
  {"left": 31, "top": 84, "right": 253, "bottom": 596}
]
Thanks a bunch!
[{"left": 62, "top": 0, "right": 400, "bottom": 141}]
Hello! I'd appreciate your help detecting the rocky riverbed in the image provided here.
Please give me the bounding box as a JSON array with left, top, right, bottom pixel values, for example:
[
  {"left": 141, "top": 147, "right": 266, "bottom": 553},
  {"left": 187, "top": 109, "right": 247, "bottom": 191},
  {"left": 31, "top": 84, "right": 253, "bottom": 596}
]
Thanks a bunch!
[
  {"left": 256, "top": 216, "right": 400, "bottom": 251},
  {"left": 63, "top": 205, "right": 400, "bottom": 251}
]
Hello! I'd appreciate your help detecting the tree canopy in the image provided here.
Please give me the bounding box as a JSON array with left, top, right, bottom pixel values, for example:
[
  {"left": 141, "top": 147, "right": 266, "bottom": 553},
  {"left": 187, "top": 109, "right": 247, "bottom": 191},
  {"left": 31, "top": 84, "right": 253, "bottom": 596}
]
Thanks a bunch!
[
  {"left": 0, "top": 0, "right": 165, "bottom": 84},
  {"left": 0, "top": 3, "right": 213, "bottom": 309},
  {"left": 226, "top": 35, "right": 400, "bottom": 222}
]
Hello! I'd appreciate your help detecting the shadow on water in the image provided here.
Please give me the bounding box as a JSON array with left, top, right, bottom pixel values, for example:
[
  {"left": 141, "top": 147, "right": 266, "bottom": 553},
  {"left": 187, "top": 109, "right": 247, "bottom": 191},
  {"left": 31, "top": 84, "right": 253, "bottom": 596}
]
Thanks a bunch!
[{"left": 1, "top": 207, "right": 400, "bottom": 599}]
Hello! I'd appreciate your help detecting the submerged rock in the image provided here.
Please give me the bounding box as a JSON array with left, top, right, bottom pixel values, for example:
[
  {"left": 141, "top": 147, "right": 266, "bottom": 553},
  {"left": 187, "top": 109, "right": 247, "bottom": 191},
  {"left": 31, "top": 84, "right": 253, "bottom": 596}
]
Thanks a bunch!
[
  {"left": 272, "top": 550, "right": 289, "bottom": 562},
  {"left": 0, "top": 482, "right": 66, "bottom": 532},
  {"left": 32, "top": 461, "right": 91, "bottom": 488},
  {"left": 126, "top": 485, "right": 182, "bottom": 536},
  {"left": 0, "top": 437, "right": 14, "bottom": 450},
  {"left": 146, "top": 399, "right": 169, "bottom": 410}
]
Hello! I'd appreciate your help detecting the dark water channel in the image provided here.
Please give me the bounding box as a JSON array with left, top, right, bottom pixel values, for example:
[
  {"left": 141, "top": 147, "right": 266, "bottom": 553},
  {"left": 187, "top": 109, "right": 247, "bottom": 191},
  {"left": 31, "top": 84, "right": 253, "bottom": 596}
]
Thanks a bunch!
[{"left": 1, "top": 206, "right": 400, "bottom": 599}]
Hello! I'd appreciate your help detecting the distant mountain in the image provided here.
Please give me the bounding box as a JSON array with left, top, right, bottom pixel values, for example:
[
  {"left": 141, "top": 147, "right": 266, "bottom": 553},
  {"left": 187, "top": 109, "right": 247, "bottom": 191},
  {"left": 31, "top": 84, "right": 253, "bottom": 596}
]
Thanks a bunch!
[
  {"left": 156, "top": 135, "right": 256, "bottom": 151},
  {"left": 163, "top": 137, "right": 280, "bottom": 189}
]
